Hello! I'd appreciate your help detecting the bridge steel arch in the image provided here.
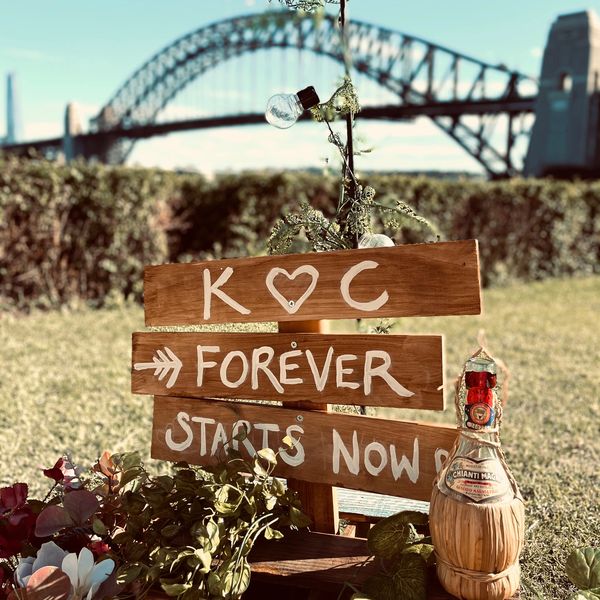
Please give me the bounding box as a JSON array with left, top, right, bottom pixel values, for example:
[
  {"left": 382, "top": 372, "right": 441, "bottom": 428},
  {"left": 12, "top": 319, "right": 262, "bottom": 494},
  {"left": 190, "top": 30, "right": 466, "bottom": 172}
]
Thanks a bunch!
[{"left": 93, "top": 11, "right": 537, "bottom": 175}]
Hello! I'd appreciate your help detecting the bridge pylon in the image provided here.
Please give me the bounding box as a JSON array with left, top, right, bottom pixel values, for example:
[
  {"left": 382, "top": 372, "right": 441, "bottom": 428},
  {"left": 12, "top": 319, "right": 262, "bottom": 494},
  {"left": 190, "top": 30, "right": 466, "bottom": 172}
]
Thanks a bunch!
[{"left": 525, "top": 10, "right": 600, "bottom": 177}]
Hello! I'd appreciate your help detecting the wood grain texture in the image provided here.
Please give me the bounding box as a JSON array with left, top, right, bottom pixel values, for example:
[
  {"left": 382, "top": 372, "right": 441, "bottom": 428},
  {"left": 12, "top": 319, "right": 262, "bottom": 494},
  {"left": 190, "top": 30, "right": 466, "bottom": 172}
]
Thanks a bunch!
[
  {"left": 151, "top": 396, "right": 457, "bottom": 500},
  {"left": 144, "top": 530, "right": 520, "bottom": 598},
  {"left": 132, "top": 331, "right": 444, "bottom": 409},
  {"left": 248, "top": 531, "right": 520, "bottom": 599},
  {"left": 144, "top": 240, "right": 481, "bottom": 325},
  {"left": 277, "top": 319, "right": 338, "bottom": 535}
]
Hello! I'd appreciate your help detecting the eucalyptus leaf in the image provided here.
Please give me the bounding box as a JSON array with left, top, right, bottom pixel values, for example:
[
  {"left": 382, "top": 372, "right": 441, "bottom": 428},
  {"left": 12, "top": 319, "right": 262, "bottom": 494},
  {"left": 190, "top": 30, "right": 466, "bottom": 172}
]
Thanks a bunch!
[{"left": 567, "top": 548, "right": 600, "bottom": 590}]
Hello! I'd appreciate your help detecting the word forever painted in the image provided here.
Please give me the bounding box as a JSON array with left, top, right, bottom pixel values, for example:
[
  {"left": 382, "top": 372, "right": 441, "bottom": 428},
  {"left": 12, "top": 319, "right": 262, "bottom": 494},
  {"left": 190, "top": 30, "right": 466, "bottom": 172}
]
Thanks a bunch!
[
  {"left": 196, "top": 344, "right": 414, "bottom": 398},
  {"left": 203, "top": 261, "right": 388, "bottom": 319}
]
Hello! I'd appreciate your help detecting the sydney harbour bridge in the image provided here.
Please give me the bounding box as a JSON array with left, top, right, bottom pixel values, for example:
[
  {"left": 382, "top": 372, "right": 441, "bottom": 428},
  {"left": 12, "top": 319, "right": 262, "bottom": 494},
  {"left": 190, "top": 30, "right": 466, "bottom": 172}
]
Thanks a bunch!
[{"left": 2, "top": 9, "right": 598, "bottom": 178}]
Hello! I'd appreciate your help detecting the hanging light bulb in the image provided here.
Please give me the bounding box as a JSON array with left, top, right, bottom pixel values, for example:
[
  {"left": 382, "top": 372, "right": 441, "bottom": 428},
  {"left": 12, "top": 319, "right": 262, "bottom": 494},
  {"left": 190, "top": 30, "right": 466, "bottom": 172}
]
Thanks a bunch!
[
  {"left": 358, "top": 233, "right": 395, "bottom": 248},
  {"left": 265, "top": 86, "right": 320, "bottom": 129}
]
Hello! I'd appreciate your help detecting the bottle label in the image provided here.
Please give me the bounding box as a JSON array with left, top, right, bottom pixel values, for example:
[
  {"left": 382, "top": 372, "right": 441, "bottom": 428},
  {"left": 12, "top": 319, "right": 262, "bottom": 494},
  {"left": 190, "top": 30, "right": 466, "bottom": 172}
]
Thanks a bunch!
[
  {"left": 465, "top": 402, "right": 495, "bottom": 429},
  {"left": 444, "top": 456, "right": 511, "bottom": 502}
]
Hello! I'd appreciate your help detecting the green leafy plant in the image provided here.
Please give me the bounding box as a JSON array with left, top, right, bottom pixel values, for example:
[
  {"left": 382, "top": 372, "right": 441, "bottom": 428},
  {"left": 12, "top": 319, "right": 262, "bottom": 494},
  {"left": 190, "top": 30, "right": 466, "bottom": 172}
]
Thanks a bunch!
[
  {"left": 0, "top": 444, "right": 309, "bottom": 600},
  {"left": 566, "top": 547, "right": 600, "bottom": 599},
  {"left": 340, "top": 511, "right": 432, "bottom": 600}
]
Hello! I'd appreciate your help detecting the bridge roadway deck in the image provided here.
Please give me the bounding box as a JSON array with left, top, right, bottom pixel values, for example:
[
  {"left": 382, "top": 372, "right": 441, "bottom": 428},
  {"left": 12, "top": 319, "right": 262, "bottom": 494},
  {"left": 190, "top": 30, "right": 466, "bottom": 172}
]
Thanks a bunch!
[{"left": 1, "top": 97, "right": 536, "bottom": 156}]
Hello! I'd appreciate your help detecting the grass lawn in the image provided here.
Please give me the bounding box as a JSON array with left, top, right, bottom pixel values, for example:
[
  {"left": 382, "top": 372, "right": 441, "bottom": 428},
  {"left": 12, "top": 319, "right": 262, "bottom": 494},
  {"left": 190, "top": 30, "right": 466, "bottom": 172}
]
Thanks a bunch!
[{"left": 1, "top": 275, "right": 599, "bottom": 599}]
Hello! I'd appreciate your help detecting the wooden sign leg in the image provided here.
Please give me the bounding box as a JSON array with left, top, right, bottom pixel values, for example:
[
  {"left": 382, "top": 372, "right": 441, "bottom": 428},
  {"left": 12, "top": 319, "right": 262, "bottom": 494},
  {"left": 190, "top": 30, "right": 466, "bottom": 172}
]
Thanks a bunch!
[{"left": 278, "top": 319, "right": 339, "bottom": 534}]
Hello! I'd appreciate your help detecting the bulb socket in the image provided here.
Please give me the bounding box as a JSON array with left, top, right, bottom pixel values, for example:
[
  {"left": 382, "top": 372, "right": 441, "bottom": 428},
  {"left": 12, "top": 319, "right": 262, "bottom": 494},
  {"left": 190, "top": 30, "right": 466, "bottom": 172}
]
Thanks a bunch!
[{"left": 296, "top": 86, "right": 320, "bottom": 110}]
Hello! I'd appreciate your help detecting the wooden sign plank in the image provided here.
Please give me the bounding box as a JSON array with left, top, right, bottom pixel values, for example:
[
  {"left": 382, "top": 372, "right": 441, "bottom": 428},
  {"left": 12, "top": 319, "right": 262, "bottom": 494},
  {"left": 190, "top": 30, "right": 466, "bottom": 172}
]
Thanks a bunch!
[
  {"left": 144, "top": 240, "right": 481, "bottom": 325},
  {"left": 151, "top": 396, "right": 458, "bottom": 500},
  {"left": 132, "top": 332, "right": 444, "bottom": 409},
  {"left": 278, "top": 319, "right": 338, "bottom": 535}
]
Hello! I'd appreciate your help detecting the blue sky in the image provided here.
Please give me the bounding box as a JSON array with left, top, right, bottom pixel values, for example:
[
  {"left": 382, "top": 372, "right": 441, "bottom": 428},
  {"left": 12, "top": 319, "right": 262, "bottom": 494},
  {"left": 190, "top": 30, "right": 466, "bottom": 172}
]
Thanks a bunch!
[{"left": 2, "top": 0, "right": 599, "bottom": 174}]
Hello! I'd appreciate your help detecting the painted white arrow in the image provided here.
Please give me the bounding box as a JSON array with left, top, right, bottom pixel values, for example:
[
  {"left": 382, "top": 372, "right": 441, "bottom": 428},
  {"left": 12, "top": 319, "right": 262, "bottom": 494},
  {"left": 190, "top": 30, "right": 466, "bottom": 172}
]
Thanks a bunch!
[{"left": 134, "top": 346, "right": 182, "bottom": 389}]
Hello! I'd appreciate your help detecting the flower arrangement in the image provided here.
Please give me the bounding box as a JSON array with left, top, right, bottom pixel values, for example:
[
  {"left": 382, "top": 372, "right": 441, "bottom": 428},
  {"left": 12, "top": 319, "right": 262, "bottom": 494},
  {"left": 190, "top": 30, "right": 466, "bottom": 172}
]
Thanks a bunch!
[{"left": 0, "top": 445, "right": 309, "bottom": 600}]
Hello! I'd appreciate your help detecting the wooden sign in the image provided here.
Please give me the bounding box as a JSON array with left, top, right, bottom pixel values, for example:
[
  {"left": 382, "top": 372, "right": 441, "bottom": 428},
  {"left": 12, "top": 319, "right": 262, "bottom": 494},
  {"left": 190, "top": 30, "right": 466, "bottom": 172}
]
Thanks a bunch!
[
  {"left": 144, "top": 240, "right": 481, "bottom": 325},
  {"left": 151, "top": 396, "right": 458, "bottom": 501},
  {"left": 132, "top": 332, "right": 444, "bottom": 409}
]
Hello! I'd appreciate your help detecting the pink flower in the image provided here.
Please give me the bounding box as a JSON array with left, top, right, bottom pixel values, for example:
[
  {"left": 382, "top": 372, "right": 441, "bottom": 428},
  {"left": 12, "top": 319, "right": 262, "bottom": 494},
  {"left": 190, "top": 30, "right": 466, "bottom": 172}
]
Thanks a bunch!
[
  {"left": 0, "top": 484, "right": 28, "bottom": 513},
  {"left": 42, "top": 458, "right": 65, "bottom": 483},
  {"left": 0, "top": 484, "right": 36, "bottom": 559},
  {"left": 87, "top": 541, "right": 110, "bottom": 558}
]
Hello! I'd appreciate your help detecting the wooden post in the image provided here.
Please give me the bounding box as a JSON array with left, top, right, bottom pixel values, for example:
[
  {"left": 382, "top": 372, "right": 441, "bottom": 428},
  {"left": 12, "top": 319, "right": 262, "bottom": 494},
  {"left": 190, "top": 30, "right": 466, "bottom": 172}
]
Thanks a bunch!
[{"left": 278, "top": 319, "right": 339, "bottom": 534}]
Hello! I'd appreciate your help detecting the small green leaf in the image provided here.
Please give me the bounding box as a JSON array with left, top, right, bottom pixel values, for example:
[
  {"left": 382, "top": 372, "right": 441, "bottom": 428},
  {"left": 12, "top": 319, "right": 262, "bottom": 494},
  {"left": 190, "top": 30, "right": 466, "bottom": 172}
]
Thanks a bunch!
[
  {"left": 92, "top": 517, "right": 108, "bottom": 536},
  {"left": 155, "top": 475, "right": 174, "bottom": 492},
  {"left": 271, "top": 478, "right": 286, "bottom": 495},
  {"left": 363, "top": 574, "right": 397, "bottom": 600},
  {"left": 570, "top": 591, "right": 600, "bottom": 600},
  {"left": 161, "top": 523, "right": 180, "bottom": 538},
  {"left": 264, "top": 526, "right": 284, "bottom": 540},
  {"left": 121, "top": 451, "right": 142, "bottom": 471},
  {"left": 116, "top": 563, "right": 145, "bottom": 585},
  {"left": 567, "top": 548, "right": 600, "bottom": 590},
  {"left": 391, "top": 553, "right": 427, "bottom": 600},
  {"left": 252, "top": 458, "right": 269, "bottom": 478},
  {"left": 403, "top": 543, "right": 435, "bottom": 566},
  {"left": 289, "top": 506, "right": 311, "bottom": 528},
  {"left": 233, "top": 425, "right": 249, "bottom": 442},
  {"left": 160, "top": 581, "right": 192, "bottom": 597},
  {"left": 207, "top": 571, "right": 223, "bottom": 596},
  {"left": 280, "top": 435, "right": 294, "bottom": 449},
  {"left": 257, "top": 448, "right": 277, "bottom": 464},
  {"left": 119, "top": 466, "right": 144, "bottom": 487},
  {"left": 194, "top": 548, "right": 212, "bottom": 573}
]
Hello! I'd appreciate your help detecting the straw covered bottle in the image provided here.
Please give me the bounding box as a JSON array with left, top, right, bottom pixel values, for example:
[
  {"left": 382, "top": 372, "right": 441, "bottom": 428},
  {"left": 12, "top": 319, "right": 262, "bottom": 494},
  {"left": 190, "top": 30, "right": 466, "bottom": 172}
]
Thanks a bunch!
[{"left": 429, "top": 348, "right": 525, "bottom": 600}]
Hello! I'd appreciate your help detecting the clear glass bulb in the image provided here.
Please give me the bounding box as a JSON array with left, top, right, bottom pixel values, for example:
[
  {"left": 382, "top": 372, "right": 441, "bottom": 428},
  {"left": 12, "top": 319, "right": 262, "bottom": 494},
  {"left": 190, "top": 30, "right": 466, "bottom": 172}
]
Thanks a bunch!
[
  {"left": 358, "top": 233, "right": 395, "bottom": 248},
  {"left": 265, "top": 93, "right": 304, "bottom": 129}
]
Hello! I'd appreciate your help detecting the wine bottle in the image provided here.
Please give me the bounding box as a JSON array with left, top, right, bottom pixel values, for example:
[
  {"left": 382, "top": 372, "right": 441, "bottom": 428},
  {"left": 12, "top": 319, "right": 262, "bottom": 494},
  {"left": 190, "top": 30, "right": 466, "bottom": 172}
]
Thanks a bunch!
[{"left": 429, "top": 349, "right": 525, "bottom": 600}]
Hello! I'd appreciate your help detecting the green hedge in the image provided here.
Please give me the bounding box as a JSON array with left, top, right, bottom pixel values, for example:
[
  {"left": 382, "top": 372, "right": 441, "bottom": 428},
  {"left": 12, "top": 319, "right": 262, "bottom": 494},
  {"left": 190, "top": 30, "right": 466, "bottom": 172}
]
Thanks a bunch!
[
  {"left": 1, "top": 156, "right": 598, "bottom": 309},
  {"left": 0, "top": 158, "right": 174, "bottom": 308}
]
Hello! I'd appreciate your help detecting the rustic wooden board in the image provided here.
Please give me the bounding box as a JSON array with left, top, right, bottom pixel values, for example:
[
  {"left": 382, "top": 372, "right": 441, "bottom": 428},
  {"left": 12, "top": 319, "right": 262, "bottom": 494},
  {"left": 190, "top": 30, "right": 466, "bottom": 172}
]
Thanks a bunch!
[
  {"left": 145, "top": 529, "right": 521, "bottom": 599},
  {"left": 246, "top": 531, "right": 520, "bottom": 599},
  {"left": 132, "top": 332, "right": 444, "bottom": 409},
  {"left": 151, "top": 396, "right": 457, "bottom": 500},
  {"left": 144, "top": 240, "right": 481, "bottom": 325},
  {"left": 277, "top": 319, "right": 339, "bottom": 535}
]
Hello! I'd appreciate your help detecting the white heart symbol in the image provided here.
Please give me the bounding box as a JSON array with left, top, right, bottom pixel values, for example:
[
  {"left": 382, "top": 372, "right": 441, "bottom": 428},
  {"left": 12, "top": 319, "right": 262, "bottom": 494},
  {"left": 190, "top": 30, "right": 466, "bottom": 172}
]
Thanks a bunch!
[{"left": 266, "top": 265, "right": 319, "bottom": 314}]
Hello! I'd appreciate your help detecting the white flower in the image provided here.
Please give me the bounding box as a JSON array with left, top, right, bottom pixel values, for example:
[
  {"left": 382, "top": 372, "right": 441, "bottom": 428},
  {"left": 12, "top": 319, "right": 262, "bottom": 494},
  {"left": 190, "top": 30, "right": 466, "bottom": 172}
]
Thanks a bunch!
[
  {"left": 61, "top": 547, "right": 114, "bottom": 600},
  {"left": 15, "top": 541, "right": 69, "bottom": 587}
]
